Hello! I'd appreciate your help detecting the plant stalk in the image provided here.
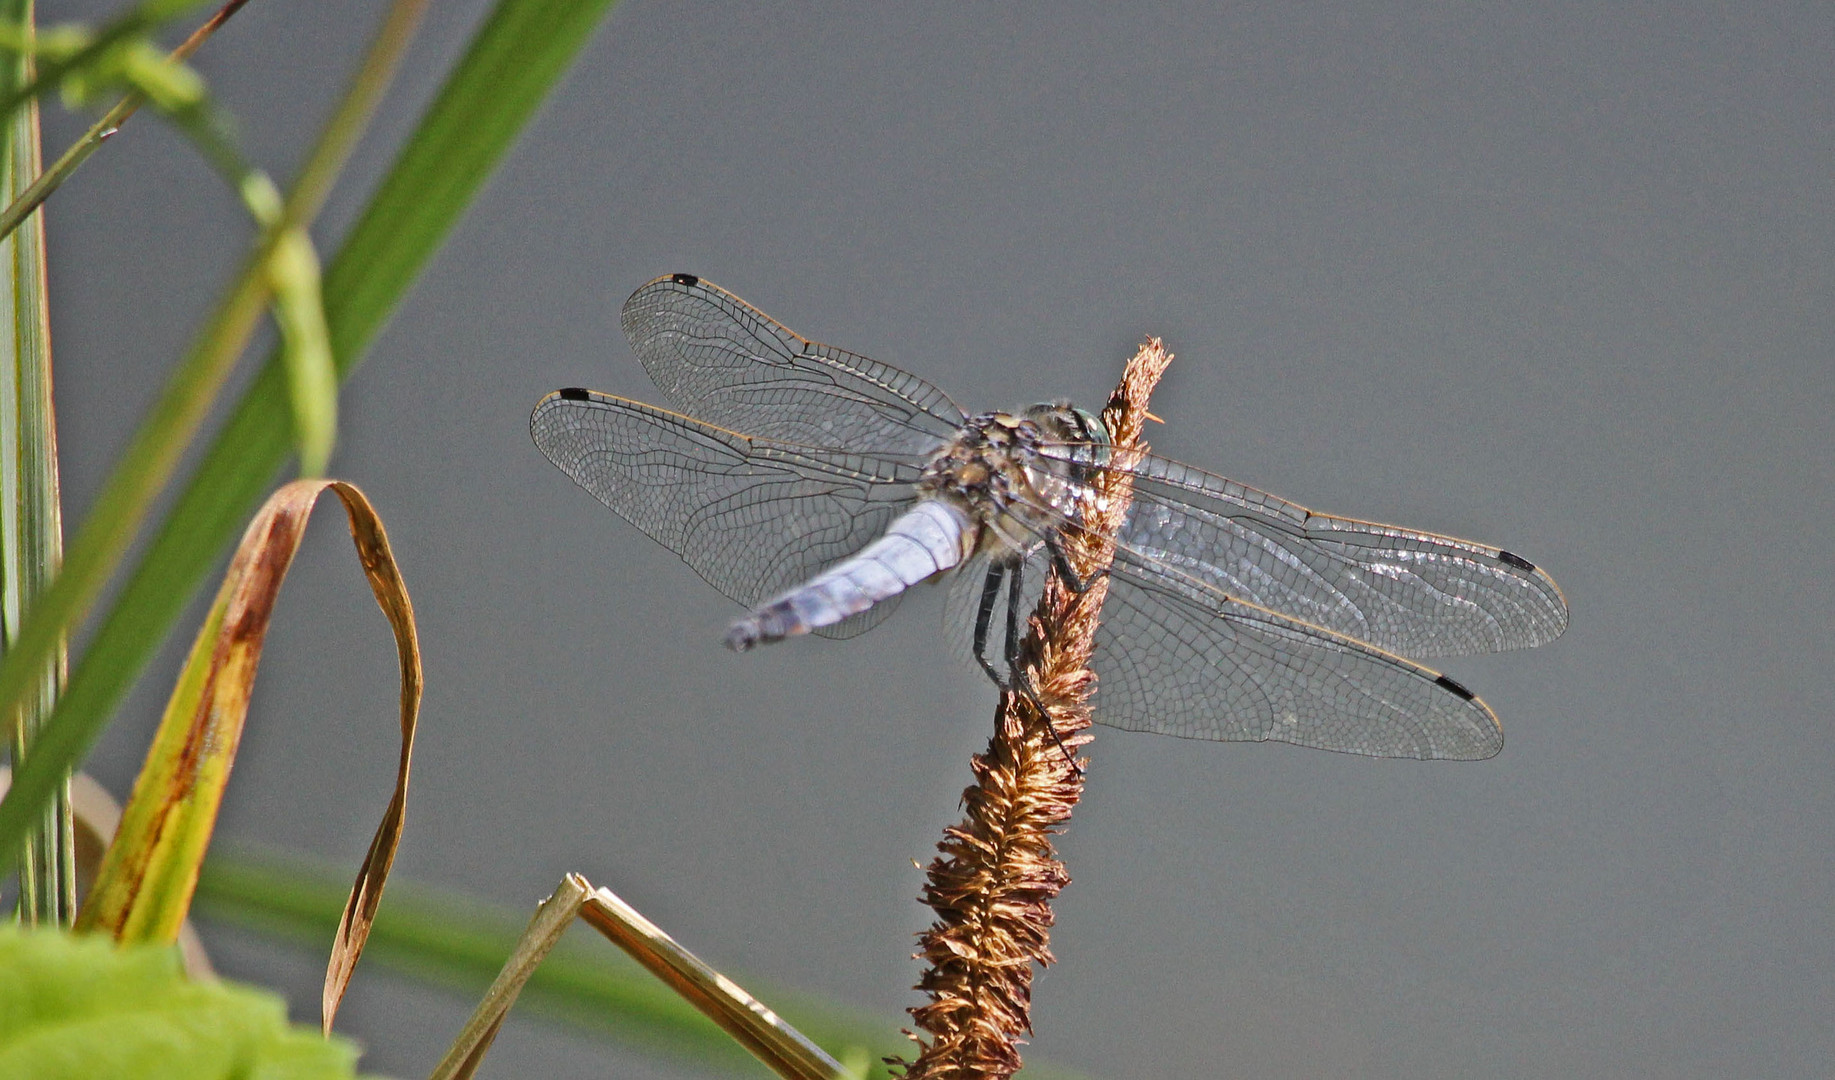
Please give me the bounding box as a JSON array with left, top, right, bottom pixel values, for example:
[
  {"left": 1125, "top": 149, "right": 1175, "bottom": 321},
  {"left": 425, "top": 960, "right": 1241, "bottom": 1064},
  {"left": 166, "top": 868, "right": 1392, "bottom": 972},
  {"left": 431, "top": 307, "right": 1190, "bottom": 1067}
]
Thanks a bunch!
[{"left": 903, "top": 340, "right": 1172, "bottom": 1079}]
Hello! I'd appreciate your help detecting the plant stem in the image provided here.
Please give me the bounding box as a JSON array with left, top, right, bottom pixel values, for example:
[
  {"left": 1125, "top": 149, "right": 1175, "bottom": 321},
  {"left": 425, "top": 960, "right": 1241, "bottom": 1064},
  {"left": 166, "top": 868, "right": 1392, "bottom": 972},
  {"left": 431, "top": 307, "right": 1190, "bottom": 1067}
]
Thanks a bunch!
[{"left": 0, "top": 0, "right": 253, "bottom": 243}]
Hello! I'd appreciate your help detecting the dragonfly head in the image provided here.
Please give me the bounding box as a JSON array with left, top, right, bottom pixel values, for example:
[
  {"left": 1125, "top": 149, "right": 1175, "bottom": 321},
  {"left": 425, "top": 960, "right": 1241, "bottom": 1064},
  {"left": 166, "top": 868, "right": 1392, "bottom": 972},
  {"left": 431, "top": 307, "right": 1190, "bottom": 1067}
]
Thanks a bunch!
[{"left": 1022, "top": 401, "right": 1111, "bottom": 466}]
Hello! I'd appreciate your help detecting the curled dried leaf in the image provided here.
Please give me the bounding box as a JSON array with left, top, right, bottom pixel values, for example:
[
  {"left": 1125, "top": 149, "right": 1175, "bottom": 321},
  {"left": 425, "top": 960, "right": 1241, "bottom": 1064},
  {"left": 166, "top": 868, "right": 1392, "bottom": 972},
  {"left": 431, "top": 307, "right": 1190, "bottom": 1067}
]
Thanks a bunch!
[{"left": 69, "top": 479, "right": 422, "bottom": 1038}]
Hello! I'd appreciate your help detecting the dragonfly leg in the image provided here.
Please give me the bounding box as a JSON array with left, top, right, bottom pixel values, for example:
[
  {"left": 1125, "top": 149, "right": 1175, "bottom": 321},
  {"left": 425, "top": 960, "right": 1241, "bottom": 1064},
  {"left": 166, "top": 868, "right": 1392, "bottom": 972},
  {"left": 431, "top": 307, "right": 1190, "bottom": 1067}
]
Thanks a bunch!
[
  {"left": 1001, "top": 558, "right": 1083, "bottom": 775},
  {"left": 968, "top": 561, "right": 1083, "bottom": 773},
  {"left": 1048, "top": 535, "right": 1112, "bottom": 625},
  {"left": 971, "top": 562, "right": 1006, "bottom": 688},
  {"left": 1047, "top": 535, "right": 1107, "bottom": 594},
  {"left": 1002, "top": 557, "right": 1024, "bottom": 676}
]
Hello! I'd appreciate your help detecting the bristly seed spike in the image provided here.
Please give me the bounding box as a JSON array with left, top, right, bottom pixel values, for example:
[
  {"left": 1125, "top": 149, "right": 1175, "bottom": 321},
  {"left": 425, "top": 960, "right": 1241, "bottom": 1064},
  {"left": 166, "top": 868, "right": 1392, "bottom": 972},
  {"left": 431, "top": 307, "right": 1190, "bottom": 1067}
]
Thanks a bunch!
[{"left": 902, "top": 338, "right": 1171, "bottom": 1079}]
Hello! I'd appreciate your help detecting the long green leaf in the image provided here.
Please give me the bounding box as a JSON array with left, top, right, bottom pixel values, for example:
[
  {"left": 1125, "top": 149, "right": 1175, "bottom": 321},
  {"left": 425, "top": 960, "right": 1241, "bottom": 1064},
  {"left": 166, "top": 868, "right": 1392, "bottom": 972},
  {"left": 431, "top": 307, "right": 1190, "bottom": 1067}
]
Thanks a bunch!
[{"left": 0, "top": 0, "right": 71, "bottom": 925}]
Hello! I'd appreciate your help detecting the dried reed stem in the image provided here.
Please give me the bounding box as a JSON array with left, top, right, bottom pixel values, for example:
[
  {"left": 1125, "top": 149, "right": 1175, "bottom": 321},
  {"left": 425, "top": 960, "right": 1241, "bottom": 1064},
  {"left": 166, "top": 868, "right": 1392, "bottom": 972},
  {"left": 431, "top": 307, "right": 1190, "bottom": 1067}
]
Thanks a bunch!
[{"left": 901, "top": 340, "right": 1173, "bottom": 1079}]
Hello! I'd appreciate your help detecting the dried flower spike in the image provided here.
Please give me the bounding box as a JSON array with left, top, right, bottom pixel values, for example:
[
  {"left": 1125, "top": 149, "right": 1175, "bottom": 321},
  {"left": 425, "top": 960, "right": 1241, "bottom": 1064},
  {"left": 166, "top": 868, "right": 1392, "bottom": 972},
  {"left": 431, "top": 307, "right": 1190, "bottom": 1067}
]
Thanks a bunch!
[{"left": 901, "top": 340, "right": 1172, "bottom": 1080}]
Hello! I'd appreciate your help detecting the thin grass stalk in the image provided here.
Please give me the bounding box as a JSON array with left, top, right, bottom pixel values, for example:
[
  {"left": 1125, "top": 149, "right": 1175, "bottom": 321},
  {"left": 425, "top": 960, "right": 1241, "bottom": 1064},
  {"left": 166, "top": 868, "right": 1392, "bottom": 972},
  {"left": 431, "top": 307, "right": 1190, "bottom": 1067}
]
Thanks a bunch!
[
  {"left": 0, "top": 2, "right": 158, "bottom": 118},
  {"left": 0, "top": 0, "right": 69, "bottom": 926},
  {"left": 903, "top": 341, "right": 1172, "bottom": 1079},
  {"left": 0, "top": 0, "right": 254, "bottom": 243}
]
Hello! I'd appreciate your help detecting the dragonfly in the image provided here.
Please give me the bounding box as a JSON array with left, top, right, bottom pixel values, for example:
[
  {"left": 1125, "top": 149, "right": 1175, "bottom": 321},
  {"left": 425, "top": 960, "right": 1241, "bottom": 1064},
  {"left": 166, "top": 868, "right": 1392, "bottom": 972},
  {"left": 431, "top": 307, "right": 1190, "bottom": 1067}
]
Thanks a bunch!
[{"left": 531, "top": 274, "right": 1568, "bottom": 760}]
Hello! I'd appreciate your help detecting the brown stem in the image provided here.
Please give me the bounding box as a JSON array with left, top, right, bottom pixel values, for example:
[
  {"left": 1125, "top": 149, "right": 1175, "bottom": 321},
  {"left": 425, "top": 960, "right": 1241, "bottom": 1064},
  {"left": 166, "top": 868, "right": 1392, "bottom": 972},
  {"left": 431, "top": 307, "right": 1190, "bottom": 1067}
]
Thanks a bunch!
[{"left": 902, "top": 339, "right": 1173, "bottom": 1079}]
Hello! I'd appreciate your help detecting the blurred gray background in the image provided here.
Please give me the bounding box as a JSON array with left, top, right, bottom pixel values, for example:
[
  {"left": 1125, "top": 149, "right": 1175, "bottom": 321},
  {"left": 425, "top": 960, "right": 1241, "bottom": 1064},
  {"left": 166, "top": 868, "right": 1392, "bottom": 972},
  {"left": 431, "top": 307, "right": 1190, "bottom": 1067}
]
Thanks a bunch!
[{"left": 48, "top": 2, "right": 1831, "bottom": 1077}]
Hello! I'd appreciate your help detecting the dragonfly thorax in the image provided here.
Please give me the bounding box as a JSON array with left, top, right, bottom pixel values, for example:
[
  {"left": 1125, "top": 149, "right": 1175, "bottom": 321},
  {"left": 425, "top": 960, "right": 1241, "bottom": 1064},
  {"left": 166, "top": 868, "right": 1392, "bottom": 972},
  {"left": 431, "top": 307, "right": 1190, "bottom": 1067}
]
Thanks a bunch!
[{"left": 917, "top": 403, "right": 1111, "bottom": 563}]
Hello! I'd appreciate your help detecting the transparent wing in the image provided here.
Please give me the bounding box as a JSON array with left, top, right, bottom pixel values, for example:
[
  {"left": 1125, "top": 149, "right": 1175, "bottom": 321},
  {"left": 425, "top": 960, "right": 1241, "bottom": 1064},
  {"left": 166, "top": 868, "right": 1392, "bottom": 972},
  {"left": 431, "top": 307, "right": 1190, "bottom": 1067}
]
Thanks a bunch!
[
  {"left": 940, "top": 539, "right": 1499, "bottom": 759},
  {"left": 1093, "top": 545, "right": 1504, "bottom": 759},
  {"left": 531, "top": 388, "right": 926, "bottom": 639},
  {"left": 621, "top": 274, "right": 968, "bottom": 457},
  {"left": 1117, "top": 454, "right": 1568, "bottom": 657}
]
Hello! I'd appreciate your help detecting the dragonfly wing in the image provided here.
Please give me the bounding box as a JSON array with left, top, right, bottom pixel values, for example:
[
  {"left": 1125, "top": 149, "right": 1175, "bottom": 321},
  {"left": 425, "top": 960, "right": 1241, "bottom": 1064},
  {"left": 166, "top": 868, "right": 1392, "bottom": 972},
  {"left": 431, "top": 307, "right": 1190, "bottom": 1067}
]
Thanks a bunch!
[
  {"left": 531, "top": 389, "right": 924, "bottom": 638},
  {"left": 622, "top": 274, "right": 968, "bottom": 457},
  {"left": 1119, "top": 454, "right": 1568, "bottom": 658},
  {"left": 1093, "top": 546, "right": 1505, "bottom": 759}
]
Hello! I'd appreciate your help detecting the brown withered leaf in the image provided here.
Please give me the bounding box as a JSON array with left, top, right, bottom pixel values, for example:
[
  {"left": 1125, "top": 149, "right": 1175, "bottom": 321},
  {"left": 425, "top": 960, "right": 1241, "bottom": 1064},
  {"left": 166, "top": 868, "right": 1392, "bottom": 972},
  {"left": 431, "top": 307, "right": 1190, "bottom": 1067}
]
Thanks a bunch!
[
  {"left": 431, "top": 874, "right": 850, "bottom": 1080},
  {"left": 71, "top": 479, "right": 421, "bottom": 1036}
]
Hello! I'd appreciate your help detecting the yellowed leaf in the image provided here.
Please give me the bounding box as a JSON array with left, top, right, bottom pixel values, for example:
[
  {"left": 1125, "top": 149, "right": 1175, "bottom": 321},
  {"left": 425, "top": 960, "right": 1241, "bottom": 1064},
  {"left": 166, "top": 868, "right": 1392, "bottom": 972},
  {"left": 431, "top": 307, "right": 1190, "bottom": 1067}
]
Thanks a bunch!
[{"left": 71, "top": 479, "right": 422, "bottom": 1037}]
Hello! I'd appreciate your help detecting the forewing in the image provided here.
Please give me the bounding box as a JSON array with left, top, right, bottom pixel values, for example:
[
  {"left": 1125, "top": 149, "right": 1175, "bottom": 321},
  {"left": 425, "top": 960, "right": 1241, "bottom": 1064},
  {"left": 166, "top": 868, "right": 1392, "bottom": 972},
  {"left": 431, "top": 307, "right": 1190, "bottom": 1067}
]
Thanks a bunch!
[
  {"left": 621, "top": 274, "right": 968, "bottom": 457},
  {"left": 1119, "top": 454, "right": 1568, "bottom": 658},
  {"left": 531, "top": 389, "right": 922, "bottom": 637},
  {"left": 1094, "top": 546, "right": 1505, "bottom": 759}
]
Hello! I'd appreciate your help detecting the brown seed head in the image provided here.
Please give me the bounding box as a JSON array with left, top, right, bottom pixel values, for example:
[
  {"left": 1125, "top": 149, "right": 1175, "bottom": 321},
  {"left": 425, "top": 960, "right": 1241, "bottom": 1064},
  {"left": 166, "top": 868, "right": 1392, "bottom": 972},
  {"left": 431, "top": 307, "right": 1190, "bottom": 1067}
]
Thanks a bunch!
[{"left": 898, "top": 339, "right": 1172, "bottom": 1079}]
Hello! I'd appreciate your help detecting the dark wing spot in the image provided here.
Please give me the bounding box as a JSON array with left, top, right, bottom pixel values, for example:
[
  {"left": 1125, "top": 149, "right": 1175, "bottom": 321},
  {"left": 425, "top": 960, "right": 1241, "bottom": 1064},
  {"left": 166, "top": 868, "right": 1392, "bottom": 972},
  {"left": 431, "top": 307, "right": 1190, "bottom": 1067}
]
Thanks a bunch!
[
  {"left": 558, "top": 387, "right": 591, "bottom": 401},
  {"left": 1434, "top": 674, "right": 1477, "bottom": 701},
  {"left": 1497, "top": 549, "right": 1535, "bottom": 571},
  {"left": 671, "top": 272, "right": 700, "bottom": 287}
]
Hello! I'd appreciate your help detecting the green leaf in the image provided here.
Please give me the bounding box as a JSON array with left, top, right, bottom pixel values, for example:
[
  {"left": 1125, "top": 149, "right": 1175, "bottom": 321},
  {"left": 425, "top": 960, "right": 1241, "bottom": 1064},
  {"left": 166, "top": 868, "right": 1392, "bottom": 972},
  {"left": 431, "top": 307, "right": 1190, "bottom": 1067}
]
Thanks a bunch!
[
  {"left": 0, "top": 925, "right": 362, "bottom": 1079},
  {"left": 0, "top": 0, "right": 616, "bottom": 874},
  {"left": 1, "top": 0, "right": 73, "bottom": 925},
  {"left": 268, "top": 226, "right": 336, "bottom": 477}
]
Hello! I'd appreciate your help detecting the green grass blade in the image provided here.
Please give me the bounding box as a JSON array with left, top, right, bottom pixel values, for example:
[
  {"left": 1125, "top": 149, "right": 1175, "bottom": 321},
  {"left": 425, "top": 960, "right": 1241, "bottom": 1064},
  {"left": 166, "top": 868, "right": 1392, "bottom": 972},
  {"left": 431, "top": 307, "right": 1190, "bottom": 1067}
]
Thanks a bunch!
[
  {"left": 0, "top": 0, "right": 441, "bottom": 870},
  {"left": 268, "top": 226, "right": 336, "bottom": 477},
  {"left": 0, "top": 0, "right": 71, "bottom": 925}
]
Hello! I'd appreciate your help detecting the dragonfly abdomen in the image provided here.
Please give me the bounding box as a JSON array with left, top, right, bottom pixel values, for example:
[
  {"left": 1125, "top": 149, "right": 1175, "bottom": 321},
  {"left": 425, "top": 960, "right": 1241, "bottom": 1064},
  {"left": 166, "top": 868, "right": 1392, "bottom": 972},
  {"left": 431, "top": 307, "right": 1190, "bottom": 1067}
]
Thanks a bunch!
[{"left": 724, "top": 499, "right": 973, "bottom": 651}]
